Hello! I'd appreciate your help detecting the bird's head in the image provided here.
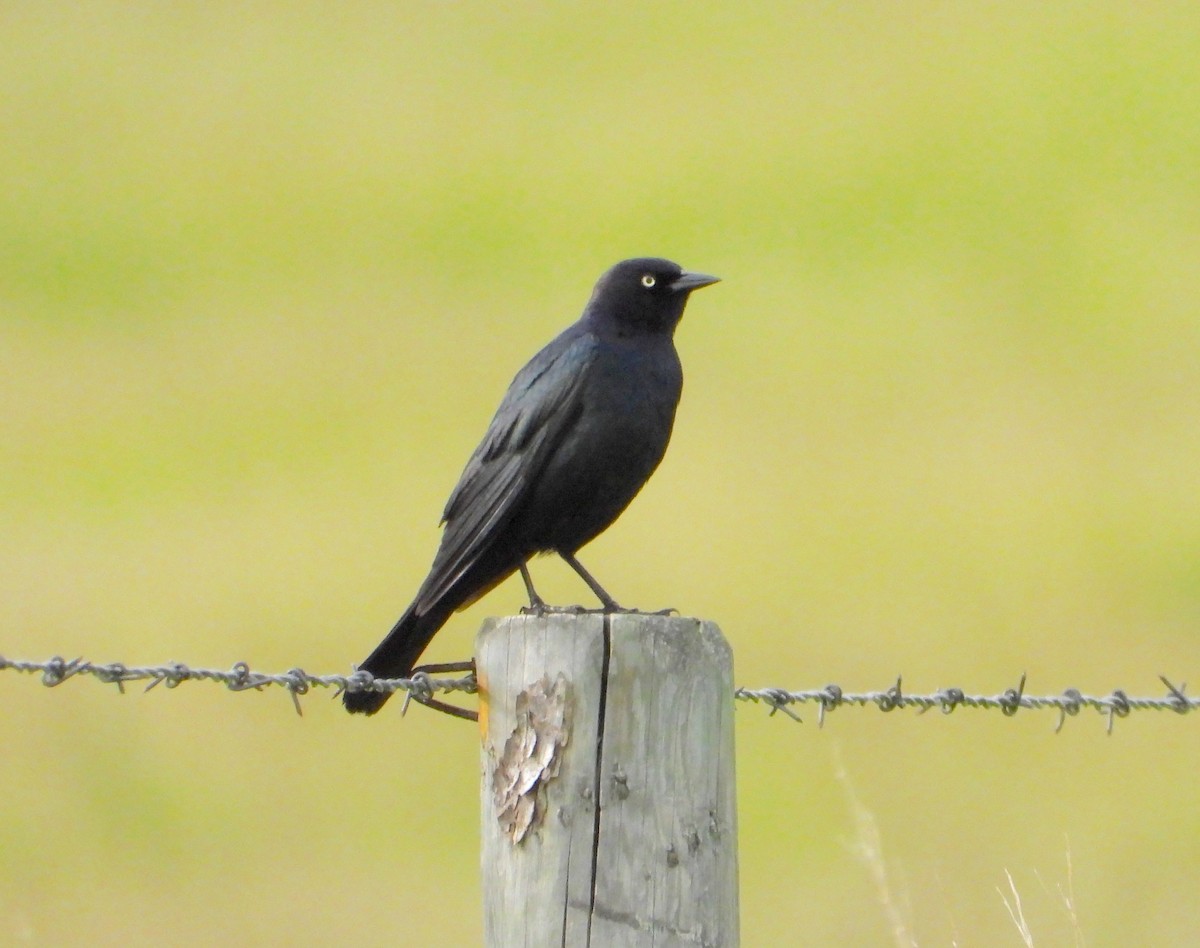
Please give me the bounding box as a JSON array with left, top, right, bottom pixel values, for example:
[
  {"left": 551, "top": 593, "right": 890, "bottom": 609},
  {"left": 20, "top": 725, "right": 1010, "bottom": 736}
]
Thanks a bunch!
[{"left": 583, "top": 258, "right": 720, "bottom": 336}]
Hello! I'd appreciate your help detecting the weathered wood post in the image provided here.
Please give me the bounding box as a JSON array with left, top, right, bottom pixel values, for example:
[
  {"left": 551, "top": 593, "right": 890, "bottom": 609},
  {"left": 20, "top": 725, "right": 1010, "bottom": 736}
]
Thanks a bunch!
[{"left": 477, "top": 613, "right": 739, "bottom": 947}]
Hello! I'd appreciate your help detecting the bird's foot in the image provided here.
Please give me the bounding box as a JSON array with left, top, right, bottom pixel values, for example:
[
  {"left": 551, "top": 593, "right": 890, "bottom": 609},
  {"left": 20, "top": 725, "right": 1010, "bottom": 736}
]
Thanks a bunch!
[
  {"left": 519, "top": 603, "right": 681, "bottom": 617},
  {"left": 601, "top": 604, "right": 679, "bottom": 616},
  {"left": 519, "top": 593, "right": 549, "bottom": 616},
  {"left": 521, "top": 602, "right": 590, "bottom": 616}
]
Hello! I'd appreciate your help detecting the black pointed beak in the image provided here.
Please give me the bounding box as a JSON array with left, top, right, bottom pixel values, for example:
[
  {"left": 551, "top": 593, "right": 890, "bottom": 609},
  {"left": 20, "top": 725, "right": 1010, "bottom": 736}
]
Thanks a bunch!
[{"left": 669, "top": 270, "right": 720, "bottom": 293}]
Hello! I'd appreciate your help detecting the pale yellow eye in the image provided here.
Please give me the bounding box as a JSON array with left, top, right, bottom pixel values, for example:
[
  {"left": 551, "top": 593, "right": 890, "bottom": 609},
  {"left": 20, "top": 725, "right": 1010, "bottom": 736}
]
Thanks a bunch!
[{"left": 641, "top": 274, "right": 656, "bottom": 288}]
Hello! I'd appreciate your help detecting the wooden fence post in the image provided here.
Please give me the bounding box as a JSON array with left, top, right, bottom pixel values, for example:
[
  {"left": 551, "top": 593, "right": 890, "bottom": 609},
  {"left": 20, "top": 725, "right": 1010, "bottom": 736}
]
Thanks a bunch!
[{"left": 476, "top": 613, "right": 739, "bottom": 947}]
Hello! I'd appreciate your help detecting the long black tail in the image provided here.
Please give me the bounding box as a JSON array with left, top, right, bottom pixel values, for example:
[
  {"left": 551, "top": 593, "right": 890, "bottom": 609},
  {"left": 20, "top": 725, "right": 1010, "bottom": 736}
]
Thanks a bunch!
[
  {"left": 345, "top": 544, "right": 526, "bottom": 715},
  {"left": 342, "top": 603, "right": 451, "bottom": 715}
]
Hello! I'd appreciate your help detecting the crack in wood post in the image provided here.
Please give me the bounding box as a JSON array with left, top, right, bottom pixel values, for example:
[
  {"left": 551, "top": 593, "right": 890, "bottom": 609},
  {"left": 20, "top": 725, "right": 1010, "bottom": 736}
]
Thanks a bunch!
[{"left": 584, "top": 612, "right": 612, "bottom": 947}]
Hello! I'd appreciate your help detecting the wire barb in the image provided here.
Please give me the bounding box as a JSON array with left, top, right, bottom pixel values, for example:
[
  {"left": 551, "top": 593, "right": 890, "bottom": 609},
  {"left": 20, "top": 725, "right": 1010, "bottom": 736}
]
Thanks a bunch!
[{"left": 1159, "top": 675, "right": 1189, "bottom": 714}]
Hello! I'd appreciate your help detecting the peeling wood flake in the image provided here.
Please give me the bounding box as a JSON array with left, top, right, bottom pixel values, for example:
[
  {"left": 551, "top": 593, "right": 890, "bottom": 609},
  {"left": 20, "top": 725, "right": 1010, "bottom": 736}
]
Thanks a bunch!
[{"left": 491, "top": 673, "right": 571, "bottom": 843}]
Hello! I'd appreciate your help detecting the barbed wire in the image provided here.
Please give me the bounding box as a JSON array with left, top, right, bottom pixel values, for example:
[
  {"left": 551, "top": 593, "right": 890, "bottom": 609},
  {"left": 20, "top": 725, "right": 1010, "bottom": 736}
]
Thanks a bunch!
[
  {"left": 0, "top": 654, "right": 477, "bottom": 717},
  {"left": 0, "top": 655, "right": 1192, "bottom": 732},
  {"left": 735, "top": 673, "right": 1195, "bottom": 733}
]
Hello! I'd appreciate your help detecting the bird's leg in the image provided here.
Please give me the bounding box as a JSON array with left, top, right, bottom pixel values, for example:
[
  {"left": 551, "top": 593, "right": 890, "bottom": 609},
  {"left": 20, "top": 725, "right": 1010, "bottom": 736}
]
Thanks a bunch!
[
  {"left": 518, "top": 563, "right": 549, "bottom": 614},
  {"left": 519, "top": 562, "right": 588, "bottom": 614},
  {"left": 558, "top": 552, "right": 678, "bottom": 615},
  {"left": 559, "top": 551, "right": 623, "bottom": 611}
]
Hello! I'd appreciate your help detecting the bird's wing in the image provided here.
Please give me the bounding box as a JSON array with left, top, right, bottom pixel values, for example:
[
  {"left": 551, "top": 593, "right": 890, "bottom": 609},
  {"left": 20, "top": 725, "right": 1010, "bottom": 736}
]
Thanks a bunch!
[{"left": 413, "top": 330, "right": 593, "bottom": 613}]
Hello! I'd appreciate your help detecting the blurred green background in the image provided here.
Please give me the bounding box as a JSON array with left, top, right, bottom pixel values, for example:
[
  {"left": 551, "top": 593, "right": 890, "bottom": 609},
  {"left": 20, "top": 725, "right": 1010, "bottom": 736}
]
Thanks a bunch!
[{"left": 3, "top": 3, "right": 1198, "bottom": 944}]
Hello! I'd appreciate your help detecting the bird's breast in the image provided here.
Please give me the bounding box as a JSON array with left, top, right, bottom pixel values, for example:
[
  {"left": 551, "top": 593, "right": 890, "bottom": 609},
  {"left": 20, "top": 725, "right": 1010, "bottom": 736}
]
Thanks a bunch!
[{"left": 581, "top": 341, "right": 682, "bottom": 445}]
